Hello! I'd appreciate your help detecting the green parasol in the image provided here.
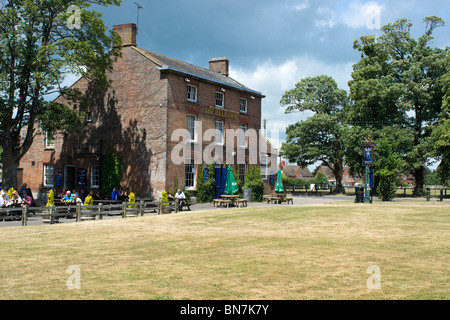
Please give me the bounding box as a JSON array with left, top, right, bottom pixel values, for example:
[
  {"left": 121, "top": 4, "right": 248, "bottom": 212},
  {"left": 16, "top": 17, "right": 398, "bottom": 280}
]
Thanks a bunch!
[
  {"left": 224, "top": 166, "right": 239, "bottom": 195},
  {"left": 275, "top": 168, "right": 284, "bottom": 193}
]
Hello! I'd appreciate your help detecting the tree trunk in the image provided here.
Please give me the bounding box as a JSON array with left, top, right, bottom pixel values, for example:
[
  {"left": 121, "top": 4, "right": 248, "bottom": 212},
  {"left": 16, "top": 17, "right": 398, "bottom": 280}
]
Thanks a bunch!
[
  {"left": 413, "top": 166, "right": 425, "bottom": 196},
  {"left": 333, "top": 164, "right": 345, "bottom": 194},
  {"left": 1, "top": 148, "right": 21, "bottom": 190}
]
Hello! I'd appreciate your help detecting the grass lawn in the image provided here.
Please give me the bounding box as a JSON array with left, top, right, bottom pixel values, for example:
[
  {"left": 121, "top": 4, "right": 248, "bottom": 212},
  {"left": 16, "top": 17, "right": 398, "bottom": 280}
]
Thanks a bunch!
[{"left": 0, "top": 202, "right": 448, "bottom": 300}]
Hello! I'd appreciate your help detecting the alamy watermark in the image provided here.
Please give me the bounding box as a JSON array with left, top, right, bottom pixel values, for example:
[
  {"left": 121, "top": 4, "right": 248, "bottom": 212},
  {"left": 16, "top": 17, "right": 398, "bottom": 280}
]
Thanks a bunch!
[
  {"left": 67, "top": 5, "right": 81, "bottom": 30},
  {"left": 170, "top": 125, "right": 279, "bottom": 174},
  {"left": 66, "top": 265, "right": 81, "bottom": 290},
  {"left": 366, "top": 265, "right": 381, "bottom": 290}
]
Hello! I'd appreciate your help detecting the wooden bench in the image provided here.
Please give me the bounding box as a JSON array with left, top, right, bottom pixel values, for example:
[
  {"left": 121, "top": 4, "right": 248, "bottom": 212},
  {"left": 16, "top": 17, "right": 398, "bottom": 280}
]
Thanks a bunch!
[
  {"left": 236, "top": 199, "right": 247, "bottom": 208},
  {"left": 213, "top": 199, "right": 232, "bottom": 208},
  {"left": 285, "top": 197, "right": 294, "bottom": 204},
  {"left": 178, "top": 199, "right": 191, "bottom": 211}
]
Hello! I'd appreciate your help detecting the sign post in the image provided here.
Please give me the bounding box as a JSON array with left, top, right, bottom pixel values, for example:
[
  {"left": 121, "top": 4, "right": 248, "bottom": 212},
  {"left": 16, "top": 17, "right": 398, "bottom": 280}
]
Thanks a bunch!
[{"left": 362, "top": 136, "right": 375, "bottom": 204}]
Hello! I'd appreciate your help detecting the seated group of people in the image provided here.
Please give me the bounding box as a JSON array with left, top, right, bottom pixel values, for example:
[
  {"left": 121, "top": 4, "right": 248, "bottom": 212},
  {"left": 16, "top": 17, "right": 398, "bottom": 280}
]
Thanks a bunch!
[{"left": 0, "top": 187, "right": 34, "bottom": 208}]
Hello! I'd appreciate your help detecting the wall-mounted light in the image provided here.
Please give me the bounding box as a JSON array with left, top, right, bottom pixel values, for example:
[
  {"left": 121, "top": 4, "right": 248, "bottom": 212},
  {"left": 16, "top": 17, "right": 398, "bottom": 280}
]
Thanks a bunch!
[
  {"left": 220, "top": 88, "right": 226, "bottom": 92},
  {"left": 185, "top": 78, "right": 191, "bottom": 83},
  {"left": 250, "top": 96, "right": 255, "bottom": 100}
]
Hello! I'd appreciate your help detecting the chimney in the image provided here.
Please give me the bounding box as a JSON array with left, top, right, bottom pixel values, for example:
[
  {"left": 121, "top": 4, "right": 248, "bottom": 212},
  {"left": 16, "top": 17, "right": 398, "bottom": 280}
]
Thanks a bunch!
[
  {"left": 209, "top": 57, "right": 229, "bottom": 77},
  {"left": 113, "top": 23, "right": 137, "bottom": 47}
]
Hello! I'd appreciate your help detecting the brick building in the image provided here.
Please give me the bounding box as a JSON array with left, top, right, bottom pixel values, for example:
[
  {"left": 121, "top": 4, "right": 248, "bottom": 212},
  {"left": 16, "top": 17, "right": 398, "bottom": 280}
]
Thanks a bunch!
[{"left": 18, "top": 23, "right": 275, "bottom": 200}]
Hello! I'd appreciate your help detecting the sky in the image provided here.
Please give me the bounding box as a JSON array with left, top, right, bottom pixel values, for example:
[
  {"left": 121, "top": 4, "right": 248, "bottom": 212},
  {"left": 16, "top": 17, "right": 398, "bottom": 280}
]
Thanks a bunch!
[{"left": 86, "top": 0, "right": 450, "bottom": 161}]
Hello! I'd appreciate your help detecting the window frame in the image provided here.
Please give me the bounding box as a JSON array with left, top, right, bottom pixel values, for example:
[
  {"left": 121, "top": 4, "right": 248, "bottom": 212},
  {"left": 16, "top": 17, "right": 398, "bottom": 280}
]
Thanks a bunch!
[
  {"left": 187, "top": 84, "right": 198, "bottom": 102},
  {"left": 215, "top": 92, "right": 224, "bottom": 108},
  {"left": 215, "top": 120, "right": 224, "bottom": 145},
  {"left": 43, "top": 163, "right": 55, "bottom": 187},
  {"left": 90, "top": 165, "right": 100, "bottom": 189},
  {"left": 239, "top": 98, "right": 248, "bottom": 113},
  {"left": 185, "top": 158, "right": 196, "bottom": 190},
  {"left": 187, "top": 114, "right": 198, "bottom": 142},
  {"left": 45, "top": 131, "right": 55, "bottom": 149}
]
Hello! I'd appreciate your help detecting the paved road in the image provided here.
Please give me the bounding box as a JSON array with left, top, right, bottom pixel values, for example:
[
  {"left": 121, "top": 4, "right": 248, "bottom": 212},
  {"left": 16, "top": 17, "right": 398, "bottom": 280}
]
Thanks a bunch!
[{"left": 0, "top": 195, "right": 446, "bottom": 228}]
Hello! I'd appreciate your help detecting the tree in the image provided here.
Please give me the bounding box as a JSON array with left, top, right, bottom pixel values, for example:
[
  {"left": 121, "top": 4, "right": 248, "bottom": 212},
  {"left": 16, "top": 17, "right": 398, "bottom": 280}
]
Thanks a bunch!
[
  {"left": 101, "top": 150, "right": 122, "bottom": 195},
  {"left": 280, "top": 75, "right": 348, "bottom": 193},
  {"left": 374, "top": 131, "right": 404, "bottom": 201},
  {"left": 349, "top": 16, "right": 448, "bottom": 195},
  {"left": 431, "top": 53, "right": 450, "bottom": 186},
  {"left": 0, "top": 0, "right": 122, "bottom": 189}
]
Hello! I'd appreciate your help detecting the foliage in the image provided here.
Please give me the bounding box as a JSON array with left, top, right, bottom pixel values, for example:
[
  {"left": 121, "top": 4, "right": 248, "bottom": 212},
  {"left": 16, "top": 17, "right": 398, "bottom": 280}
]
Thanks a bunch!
[
  {"left": 84, "top": 195, "right": 93, "bottom": 206},
  {"left": 0, "top": 0, "right": 122, "bottom": 188},
  {"left": 101, "top": 151, "right": 122, "bottom": 195},
  {"left": 311, "top": 172, "right": 329, "bottom": 185},
  {"left": 161, "top": 191, "right": 169, "bottom": 206},
  {"left": 348, "top": 16, "right": 448, "bottom": 194},
  {"left": 377, "top": 170, "right": 397, "bottom": 201},
  {"left": 282, "top": 175, "right": 309, "bottom": 188},
  {"left": 46, "top": 189, "right": 55, "bottom": 207},
  {"left": 243, "top": 165, "right": 265, "bottom": 202},
  {"left": 196, "top": 164, "right": 216, "bottom": 203},
  {"left": 373, "top": 133, "right": 404, "bottom": 201},
  {"left": 128, "top": 192, "right": 137, "bottom": 208},
  {"left": 431, "top": 53, "right": 450, "bottom": 186},
  {"left": 280, "top": 75, "right": 347, "bottom": 193}
]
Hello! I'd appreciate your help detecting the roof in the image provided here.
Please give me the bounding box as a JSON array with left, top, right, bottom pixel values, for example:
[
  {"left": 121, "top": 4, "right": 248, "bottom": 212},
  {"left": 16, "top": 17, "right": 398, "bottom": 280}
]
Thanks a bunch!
[{"left": 133, "top": 47, "right": 264, "bottom": 97}]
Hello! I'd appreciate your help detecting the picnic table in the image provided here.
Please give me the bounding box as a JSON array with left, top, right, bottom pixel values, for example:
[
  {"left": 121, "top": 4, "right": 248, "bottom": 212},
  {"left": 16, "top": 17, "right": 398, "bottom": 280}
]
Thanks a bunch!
[
  {"left": 263, "top": 193, "right": 293, "bottom": 204},
  {"left": 213, "top": 195, "right": 247, "bottom": 208}
]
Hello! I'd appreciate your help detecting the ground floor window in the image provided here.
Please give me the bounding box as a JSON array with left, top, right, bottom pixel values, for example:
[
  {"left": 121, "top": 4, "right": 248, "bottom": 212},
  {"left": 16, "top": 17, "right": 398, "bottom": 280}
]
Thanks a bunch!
[
  {"left": 91, "top": 165, "right": 100, "bottom": 189},
  {"left": 44, "top": 163, "right": 54, "bottom": 187},
  {"left": 239, "top": 163, "right": 247, "bottom": 184},
  {"left": 260, "top": 155, "right": 269, "bottom": 181},
  {"left": 185, "top": 159, "right": 196, "bottom": 189}
]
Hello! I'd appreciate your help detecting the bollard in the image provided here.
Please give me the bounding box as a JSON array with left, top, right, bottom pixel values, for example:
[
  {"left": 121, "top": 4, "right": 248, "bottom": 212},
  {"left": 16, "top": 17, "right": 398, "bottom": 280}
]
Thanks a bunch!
[
  {"left": 426, "top": 188, "right": 431, "bottom": 201},
  {"left": 440, "top": 189, "right": 444, "bottom": 202}
]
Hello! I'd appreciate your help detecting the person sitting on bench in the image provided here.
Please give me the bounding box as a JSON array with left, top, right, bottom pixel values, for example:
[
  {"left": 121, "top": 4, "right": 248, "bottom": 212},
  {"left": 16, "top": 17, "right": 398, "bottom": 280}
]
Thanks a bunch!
[{"left": 174, "top": 189, "right": 186, "bottom": 211}]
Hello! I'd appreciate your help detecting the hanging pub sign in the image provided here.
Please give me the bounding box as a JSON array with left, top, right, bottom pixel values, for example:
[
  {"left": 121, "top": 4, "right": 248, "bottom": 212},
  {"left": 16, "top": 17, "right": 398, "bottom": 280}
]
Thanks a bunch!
[{"left": 363, "top": 145, "right": 374, "bottom": 166}]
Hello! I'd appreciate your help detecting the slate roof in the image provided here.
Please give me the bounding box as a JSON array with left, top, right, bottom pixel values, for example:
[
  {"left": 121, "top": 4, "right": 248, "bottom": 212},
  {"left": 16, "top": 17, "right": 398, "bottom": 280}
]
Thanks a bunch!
[{"left": 133, "top": 47, "right": 264, "bottom": 97}]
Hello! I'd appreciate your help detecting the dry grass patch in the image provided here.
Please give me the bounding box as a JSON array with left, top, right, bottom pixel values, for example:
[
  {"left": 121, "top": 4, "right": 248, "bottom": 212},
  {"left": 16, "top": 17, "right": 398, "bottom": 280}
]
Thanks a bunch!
[{"left": 0, "top": 203, "right": 448, "bottom": 300}]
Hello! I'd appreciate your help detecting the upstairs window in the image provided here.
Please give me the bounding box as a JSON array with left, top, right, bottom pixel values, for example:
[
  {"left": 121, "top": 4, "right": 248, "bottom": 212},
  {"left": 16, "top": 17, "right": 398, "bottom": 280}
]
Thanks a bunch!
[
  {"left": 240, "top": 98, "right": 248, "bottom": 113},
  {"left": 45, "top": 132, "right": 55, "bottom": 149},
  {"left": 215, "top": 92, "right": 224, "bottom": 108},
  {"left": 187, "top": 84, "right": 198, "bottom": 102},
  {"left": 215, "top": 120, "right": 224, "bottom": 145},
  {"left": 187, "top": 114, "right": 198, "bottom": 142}
]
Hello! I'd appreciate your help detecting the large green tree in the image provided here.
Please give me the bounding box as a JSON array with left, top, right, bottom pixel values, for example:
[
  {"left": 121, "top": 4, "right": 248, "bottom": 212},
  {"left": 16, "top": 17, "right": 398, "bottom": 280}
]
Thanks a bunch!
[
  {"left": 0, "top": 0, "right": 121, "bottom": 189},
  {"left": 348, "top": 16, "right": 448, "bottom": 195},
  {"left": 432, "top": 53, "right": 450, "bottom": 186},
  {"left": 280, "top": 75, "right": 348, "bottom": 193}
]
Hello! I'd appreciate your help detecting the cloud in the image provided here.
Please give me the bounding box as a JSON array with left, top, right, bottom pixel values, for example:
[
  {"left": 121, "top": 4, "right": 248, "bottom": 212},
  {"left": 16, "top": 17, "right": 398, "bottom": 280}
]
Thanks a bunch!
[
  {"left": 230, "top": 56, "right": 354, "bottom": 150},
  {"left": 294, "top": 1, "right": 310, "bottom": 12},
  {"left": 339, "top": 0, "right": 384, "bottom": 29}
]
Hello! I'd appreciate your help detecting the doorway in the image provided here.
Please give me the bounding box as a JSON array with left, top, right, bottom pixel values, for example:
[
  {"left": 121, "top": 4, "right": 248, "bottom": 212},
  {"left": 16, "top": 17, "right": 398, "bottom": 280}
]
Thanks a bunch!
[{"left": 64, "top": 166, "right": 76, "bottom": 191}]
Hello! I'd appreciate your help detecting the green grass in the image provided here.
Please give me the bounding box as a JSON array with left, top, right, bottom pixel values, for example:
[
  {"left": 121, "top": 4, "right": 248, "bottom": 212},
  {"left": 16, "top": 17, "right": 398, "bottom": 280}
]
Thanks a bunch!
[{"left": 0, "top": 202, "right": 449, "bottom": 300}]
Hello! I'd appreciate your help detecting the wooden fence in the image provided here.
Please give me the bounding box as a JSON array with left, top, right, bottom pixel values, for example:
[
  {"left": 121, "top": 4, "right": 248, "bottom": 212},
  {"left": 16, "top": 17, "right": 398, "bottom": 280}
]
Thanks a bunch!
[{"left": 0, "top": 200, "right": 180, "bottom": 227}]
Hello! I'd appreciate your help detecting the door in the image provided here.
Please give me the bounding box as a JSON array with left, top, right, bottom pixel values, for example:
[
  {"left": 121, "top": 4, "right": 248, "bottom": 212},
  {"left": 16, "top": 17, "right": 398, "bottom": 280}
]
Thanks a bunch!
[
  {"left": 215, "top": 167, "right": 228, "bottom": 199},
  {"left": 64, "top": 166, "right": 76, "bottom": 191}
]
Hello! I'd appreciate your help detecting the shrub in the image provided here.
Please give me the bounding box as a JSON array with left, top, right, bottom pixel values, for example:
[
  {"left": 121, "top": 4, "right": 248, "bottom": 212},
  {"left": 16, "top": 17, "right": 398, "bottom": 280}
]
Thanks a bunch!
[
  {"left": 84, "top": 195, "right": 93, "bottom": 206},
  {"left": 377, "top": 170, "right": 397, "bottom": 201},
  {"left": 161, "top": 191, "right": 169, "bottom": 206},
  {"left": 243, "top": 165, "right": 265, "bottom": 202},
  {"left": 46, "top": 190, "right": 55, "bottom": 207},
  {"left": 101, "top": 151, "right": 122, "bottom": 195},
  {"left": 196, "top": 164, "right": 216, "bottom": 203},
  {"left": 128, "top": 192, "right": 137, "bottom": 208}
]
